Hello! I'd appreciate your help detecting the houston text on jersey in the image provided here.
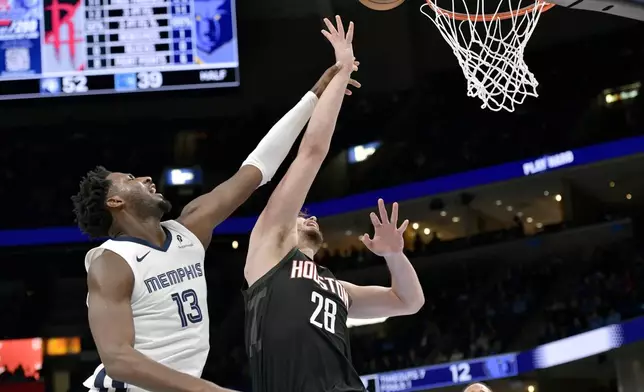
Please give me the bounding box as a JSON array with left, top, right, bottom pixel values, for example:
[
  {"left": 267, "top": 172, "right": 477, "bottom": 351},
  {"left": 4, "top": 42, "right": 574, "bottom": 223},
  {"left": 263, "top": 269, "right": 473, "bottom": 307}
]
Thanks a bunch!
[{"left": 290, "top": 260, "right": 350, "bottom": 309}]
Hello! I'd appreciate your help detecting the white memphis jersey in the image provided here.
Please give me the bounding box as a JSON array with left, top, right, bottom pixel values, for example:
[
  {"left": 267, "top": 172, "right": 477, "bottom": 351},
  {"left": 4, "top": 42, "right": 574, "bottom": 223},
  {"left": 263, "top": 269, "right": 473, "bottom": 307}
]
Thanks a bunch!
[{"left": 83, "top": 220, "right": 209, "bottom": 392}]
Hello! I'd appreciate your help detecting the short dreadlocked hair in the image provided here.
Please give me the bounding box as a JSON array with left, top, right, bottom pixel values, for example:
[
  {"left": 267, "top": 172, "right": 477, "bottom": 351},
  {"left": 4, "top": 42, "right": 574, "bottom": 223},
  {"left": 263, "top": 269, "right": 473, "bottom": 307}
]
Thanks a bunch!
[{"left": 71, "top": 166, "right": 113, "bottom": 239}]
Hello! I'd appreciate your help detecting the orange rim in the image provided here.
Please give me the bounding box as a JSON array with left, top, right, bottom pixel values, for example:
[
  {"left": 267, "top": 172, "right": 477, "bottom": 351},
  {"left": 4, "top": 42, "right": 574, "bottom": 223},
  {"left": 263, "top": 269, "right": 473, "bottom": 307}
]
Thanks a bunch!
[{"left": 425, "top": 0, "right": 555, "bottom": 21}]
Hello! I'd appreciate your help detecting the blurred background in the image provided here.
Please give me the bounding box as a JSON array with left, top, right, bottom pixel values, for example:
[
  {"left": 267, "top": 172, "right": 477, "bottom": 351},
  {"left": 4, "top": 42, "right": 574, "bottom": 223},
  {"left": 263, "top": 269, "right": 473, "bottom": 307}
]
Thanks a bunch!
[{"left": 1, "top": 0, "right": 644, "bottom": 392}]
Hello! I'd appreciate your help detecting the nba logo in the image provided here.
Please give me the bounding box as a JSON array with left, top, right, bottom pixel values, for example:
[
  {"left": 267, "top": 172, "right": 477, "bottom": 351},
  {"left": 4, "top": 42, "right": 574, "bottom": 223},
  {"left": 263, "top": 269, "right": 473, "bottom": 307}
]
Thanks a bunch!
[
  {"left": 40, "top": 78, "right": 60, "bottom": 94},
  {"left": 5, "top": 47, "right": 30, "bottom": 72}
]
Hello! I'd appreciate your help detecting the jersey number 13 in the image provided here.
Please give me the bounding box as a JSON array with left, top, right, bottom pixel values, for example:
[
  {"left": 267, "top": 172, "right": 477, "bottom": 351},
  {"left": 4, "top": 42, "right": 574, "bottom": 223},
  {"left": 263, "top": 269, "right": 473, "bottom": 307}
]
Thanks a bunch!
[
  {"left": 171, "top": 289, "right": 203, "bottom": 327},
  {"left": 310, "top": 291, "right": 337, "bottom": 334}
]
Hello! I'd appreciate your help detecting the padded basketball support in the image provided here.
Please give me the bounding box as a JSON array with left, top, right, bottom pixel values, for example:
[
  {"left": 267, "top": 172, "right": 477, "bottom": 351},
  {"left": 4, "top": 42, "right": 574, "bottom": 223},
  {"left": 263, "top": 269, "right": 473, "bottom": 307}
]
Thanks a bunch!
[{"left": 549, "top": 0, "right": 644, "bottom": 21}]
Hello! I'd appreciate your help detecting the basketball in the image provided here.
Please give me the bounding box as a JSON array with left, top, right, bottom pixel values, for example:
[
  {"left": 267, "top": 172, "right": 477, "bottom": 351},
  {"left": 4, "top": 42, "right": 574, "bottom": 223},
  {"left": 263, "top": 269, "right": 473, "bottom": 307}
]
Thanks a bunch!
[{"left": 358, "top": 0, "right": 406, "bottom": 11}]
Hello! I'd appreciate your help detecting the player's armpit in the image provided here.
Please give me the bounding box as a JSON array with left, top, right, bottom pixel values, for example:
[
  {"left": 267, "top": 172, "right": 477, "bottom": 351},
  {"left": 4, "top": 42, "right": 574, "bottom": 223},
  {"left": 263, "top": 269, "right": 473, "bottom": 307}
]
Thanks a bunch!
[
  {"left": 339, "top": 280, "right": 423, "bottom": 319},
  {"left": 178, "top": 165, "right": 262, "bottom": 248},
  {"left": 87, "top": 251, "right": 226, "bottom": 392},
  {"left": 252, "top": 153, "right": 326, "bottom": 239}
]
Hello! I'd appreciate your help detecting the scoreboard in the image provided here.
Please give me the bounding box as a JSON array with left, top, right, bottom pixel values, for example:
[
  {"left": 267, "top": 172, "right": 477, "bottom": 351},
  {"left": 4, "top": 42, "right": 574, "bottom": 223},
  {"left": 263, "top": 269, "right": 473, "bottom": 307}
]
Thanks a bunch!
[{"left": 0, "top": 0, "right": 239, "bottom": 99}]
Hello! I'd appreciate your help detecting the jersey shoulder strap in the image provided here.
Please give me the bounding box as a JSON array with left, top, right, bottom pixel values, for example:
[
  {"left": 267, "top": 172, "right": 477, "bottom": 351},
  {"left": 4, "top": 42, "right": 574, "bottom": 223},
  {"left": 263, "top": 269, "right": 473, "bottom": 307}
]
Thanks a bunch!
[
  {"left": 244, "top": 247, "right": 300, "bottom": 293},
  {"left": 161, "top": 219, "right": 206, "bottom": 255},
  {"left": 84, "top": 239, "right": 146, "bottom": 305},
  {"left": 84, "top": 239, "right": 142, "bottom": 273}
]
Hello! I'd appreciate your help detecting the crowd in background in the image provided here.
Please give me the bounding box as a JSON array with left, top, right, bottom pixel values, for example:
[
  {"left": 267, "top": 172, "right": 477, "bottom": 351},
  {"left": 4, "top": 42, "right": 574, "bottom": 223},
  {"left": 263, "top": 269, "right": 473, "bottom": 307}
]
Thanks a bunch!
[
  {"left": 0, "top": 367, "right": 38, "bottom": 384},
  {"left": 538, "top": 244, "right": 644, "bottom": 344}
]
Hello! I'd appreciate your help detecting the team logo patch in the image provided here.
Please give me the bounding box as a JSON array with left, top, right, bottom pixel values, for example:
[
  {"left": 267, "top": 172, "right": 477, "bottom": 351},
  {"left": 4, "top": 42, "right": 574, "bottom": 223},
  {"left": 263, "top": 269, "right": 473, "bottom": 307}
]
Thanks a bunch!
[{"left": 176, "top": 234, "right": 194, "bottom": 248}]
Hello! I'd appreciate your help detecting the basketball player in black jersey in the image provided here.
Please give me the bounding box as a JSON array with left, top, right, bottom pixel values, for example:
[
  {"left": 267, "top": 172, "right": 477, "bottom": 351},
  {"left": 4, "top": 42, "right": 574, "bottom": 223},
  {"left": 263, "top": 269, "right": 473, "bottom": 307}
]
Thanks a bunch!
[{"left": 243, "top": 16, "right": 425, "bottom": 392}]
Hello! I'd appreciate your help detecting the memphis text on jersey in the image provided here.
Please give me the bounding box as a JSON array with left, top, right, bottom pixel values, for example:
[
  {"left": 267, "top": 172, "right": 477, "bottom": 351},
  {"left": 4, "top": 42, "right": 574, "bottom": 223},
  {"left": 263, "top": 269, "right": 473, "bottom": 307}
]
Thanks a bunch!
[
  {"left": 144, "top": 262, "right": 203, "bottom": 294},
  {"left": 290, "top": 260, "right": 350, "bottom": 309}
]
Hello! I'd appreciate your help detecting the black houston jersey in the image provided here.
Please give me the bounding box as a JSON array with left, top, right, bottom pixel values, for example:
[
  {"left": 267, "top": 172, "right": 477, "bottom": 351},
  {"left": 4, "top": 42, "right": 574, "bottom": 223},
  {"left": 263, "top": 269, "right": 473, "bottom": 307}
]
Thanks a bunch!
[{"left": 243, "top": 248, "right": 366, "bottom": 392}]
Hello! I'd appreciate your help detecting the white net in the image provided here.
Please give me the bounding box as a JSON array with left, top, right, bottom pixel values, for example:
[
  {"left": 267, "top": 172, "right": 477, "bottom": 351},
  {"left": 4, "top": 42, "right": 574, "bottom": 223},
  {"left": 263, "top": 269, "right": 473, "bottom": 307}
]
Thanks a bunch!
[{"left": 420, "top": 0, "right": 550, "bottom": 112}]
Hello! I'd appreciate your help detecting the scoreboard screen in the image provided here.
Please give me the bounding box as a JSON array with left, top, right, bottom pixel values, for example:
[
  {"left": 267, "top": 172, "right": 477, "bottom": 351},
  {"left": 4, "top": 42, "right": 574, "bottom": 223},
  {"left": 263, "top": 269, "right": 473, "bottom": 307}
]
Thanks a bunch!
[{"left": 0, "top": 0, "right": 239, "bottom": 99}]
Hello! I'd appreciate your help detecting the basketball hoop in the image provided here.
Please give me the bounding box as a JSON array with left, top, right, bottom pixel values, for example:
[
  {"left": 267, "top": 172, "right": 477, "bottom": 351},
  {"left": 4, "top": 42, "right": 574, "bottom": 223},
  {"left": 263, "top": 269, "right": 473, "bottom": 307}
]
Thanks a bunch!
[{"left": 421, "top": 0, "right": 554, "bottom": 112}]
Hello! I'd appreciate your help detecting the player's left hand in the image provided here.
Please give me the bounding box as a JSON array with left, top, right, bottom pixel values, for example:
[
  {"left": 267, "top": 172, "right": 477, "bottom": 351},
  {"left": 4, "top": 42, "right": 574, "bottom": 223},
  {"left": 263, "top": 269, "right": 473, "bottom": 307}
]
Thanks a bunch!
[
  {"left": 311, "top": 62, "right": 362, "bottom": 97},
  {"left": 361, "top": 198, "right": 409, "bottom": 257}
]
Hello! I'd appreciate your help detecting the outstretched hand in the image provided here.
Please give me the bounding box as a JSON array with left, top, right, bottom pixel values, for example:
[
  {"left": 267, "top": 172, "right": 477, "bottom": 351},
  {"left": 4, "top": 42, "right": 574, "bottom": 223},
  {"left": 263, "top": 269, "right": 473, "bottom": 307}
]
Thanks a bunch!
[
  {"left": 311, "top": 62, "right": 362, "bottom": 97},
  {"left": 321, "top": 16, "right": 356, "bottom": 73},
  {"left": 361, "top": 199, "right": 409, "bottom": 257}
]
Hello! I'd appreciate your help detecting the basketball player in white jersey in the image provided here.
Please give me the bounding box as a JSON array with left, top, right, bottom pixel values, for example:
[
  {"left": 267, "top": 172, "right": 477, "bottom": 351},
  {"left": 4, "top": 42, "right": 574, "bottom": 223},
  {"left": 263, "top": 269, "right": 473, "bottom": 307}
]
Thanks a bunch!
[{"left": 71, "top": 57, "right": 360, "bottom": 392}]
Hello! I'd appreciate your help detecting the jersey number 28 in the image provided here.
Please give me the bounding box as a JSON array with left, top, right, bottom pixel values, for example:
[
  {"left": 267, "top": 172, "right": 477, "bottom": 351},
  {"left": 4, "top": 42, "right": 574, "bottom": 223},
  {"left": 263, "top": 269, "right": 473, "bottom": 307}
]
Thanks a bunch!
[{"left": 310, "top": 292, "right": 337, "bottom": 333}]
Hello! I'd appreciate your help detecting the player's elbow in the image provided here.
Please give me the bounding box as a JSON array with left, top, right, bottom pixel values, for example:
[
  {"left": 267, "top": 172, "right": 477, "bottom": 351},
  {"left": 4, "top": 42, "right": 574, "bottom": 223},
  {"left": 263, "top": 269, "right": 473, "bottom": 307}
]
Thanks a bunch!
[
  {"left": 400, "top": 294, "right": 425, "bottom": 315},
  {"left": 408, "top": 294, "right": 425, "bottom": 314},
  {"left": 101, "top": 346, "right": 135, "bottom": 381}
]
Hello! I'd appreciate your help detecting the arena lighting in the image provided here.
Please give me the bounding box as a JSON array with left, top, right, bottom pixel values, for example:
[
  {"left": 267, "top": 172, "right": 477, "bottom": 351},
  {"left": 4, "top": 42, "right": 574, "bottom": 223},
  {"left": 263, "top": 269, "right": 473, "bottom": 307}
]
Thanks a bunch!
[
  {"left": 506, "top": 206, "right": 513, "bottom": 212},
  {"left": 626, "top": 194, "right": 632, "bottom": 200},
  {"left": 527, "top": 386, "right": 535, "bottom": 392},
  {"left": 603, "top": 82, "right": 640, "bottom": 105},
  {"left": 555, "top": 194, "right": 562, "bottom": 202},
  {"left": 440, "top": 211, "right": 447, "bottom": 217},
  {"left": 231, "top": 241, "right": 238, "bottom": 249},
  {"left": 348, "top": 141, "right": 381, "bottom": 164},
  {"left": 496, "top": 200, "right": 502, "bottom": 206},
  {"left": 412, "top": 223, "right": 420, "bottom": 230},
  {"left": 536, "top": 223, "right": 543, "bottom": 229},
  {"left": 347, "top": 317, "right": 388, "bottom": 328},
  {"left": 543, "top": 190, "right": 550, "bottom": 196},
  {"left": 163, "top": 167, "right": 203, "bottom": 187},
  {"left": 609, "top": 181, "right": 616, "bottom": 188},
  {"left": 424, "top": 228, "right": 431, "bottom": 235},
  {"left": 452, "top": 217, "right": 460, "bottom": 223},
  {"left": 526, "top": 217, "right": 534, "bottom": 223}
]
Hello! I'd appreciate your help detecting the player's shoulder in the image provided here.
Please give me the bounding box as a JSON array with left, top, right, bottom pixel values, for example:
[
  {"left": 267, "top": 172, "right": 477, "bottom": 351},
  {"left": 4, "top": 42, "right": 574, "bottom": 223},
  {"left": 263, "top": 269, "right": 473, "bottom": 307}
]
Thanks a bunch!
[
  {"left": 161, "top": 219, "right": 205, "bottom": 253},
  {"left": 84, "top": 240, "right": 131, "bottom": 273}
]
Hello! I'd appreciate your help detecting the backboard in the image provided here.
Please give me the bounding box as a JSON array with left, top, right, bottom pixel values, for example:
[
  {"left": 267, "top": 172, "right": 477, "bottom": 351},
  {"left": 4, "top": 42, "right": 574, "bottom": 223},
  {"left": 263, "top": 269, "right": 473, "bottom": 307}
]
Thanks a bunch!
[{"left": 547, "top": 0, "right": 644, "bottom": 21}]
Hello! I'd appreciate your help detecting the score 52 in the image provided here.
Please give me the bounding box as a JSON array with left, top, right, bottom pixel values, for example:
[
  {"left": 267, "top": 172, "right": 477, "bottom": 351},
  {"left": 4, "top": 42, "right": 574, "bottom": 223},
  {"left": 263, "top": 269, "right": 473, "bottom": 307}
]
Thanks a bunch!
[{"left": 62, "top": 75, "right": 88, "bottom": 93}]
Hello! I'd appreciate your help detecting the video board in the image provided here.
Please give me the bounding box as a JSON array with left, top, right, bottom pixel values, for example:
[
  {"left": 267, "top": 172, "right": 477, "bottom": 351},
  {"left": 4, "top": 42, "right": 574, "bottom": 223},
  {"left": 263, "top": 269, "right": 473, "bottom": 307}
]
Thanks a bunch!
[{"left": 0, "top": 0, "right": 239, "bottom": 99}]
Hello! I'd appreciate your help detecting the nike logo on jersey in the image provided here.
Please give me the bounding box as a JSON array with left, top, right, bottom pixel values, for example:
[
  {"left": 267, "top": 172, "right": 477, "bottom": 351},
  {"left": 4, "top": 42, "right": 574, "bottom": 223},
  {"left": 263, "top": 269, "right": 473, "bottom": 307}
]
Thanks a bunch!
[{"left": 136, "top": 251, "right": 151, "bottom": 262}]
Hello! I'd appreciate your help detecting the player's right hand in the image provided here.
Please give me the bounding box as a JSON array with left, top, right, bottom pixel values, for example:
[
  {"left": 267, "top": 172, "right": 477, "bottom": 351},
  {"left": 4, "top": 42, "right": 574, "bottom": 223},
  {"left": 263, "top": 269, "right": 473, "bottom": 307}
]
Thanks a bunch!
[{"left": 321, "top": 16, "right": 356, "bottom": 73}]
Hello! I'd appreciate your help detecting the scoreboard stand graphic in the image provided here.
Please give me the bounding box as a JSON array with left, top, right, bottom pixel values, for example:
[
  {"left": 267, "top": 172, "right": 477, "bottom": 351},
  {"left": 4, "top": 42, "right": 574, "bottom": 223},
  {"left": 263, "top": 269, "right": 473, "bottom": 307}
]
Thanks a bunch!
[{"left": 0, "top": 0, "right": 239, "bottom": 99}]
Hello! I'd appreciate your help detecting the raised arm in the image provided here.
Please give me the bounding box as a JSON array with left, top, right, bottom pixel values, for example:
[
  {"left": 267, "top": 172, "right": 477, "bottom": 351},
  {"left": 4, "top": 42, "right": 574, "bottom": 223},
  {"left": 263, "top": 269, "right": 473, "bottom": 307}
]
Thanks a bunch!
[
  {"left": 250, "top": 16, "right": 355, "bottom": 251},
  {"left": 340, "top": 199, "right": 425, "bottom": 319},
  {"left": 177, "top": 62, "right": 359, "bottom": 248},
  {"left": 87, "top": 251, "right": 234, "bottom": 392}
]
